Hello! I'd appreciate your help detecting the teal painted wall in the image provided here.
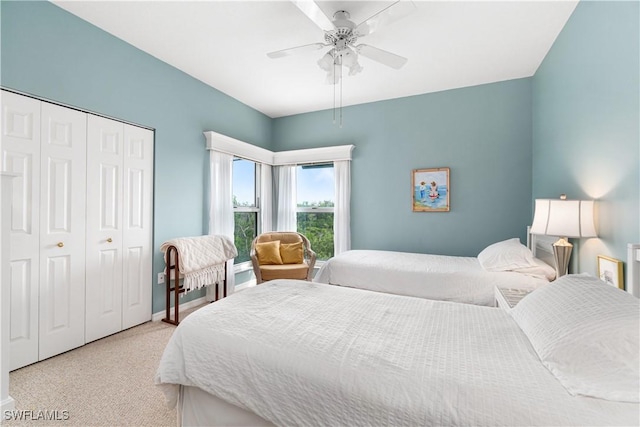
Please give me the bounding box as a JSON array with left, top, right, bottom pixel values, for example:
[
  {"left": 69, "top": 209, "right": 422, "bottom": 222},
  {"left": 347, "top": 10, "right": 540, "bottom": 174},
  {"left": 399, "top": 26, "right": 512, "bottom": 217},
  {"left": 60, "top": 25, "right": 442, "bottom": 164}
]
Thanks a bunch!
[
  {"left": 1, "top": 1, "right": 273, "bottom": 314},
  {"left": 273, "top": 79, "right": 534, "bottom": 256},
  {"left": 4, "top": 0, "right": 636, "bottom": 314},
  {"left": 532, "top": 0, "right": 639, "bottom": 276}
]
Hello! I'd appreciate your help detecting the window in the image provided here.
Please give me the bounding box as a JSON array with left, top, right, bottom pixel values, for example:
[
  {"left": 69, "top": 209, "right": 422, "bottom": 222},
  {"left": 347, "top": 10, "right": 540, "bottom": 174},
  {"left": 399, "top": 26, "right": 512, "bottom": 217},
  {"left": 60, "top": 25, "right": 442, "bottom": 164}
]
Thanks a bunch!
[
  {"left": 233, "top": 158, "right": 259, "bottom": 265},
  {"left": 206, "top": 130, "right": 352, "bottom": 286},
  {"left": 296, "top": 164, "right": 334, "bottom": 260}
]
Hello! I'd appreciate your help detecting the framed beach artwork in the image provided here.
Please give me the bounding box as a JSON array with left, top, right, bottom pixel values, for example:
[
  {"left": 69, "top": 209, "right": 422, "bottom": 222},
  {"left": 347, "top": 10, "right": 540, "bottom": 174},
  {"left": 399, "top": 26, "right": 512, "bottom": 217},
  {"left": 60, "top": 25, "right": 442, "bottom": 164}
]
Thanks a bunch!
[
  {"left": 597, "top": 255, "right": 624, "bottom": 290},
  {"left": 412, "top": 167, "right": 450, "bottom": 212}
]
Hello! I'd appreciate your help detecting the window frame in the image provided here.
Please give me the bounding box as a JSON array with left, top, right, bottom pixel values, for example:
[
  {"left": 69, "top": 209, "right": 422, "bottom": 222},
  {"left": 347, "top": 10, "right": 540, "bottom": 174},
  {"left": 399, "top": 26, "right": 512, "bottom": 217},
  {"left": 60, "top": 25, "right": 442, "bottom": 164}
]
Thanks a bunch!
[
  {"left": 295, "top": 163, "right": 335, "bottom": 261},
  {"left": 232, "top": 158, "right": 261, "bottom": 272},
  {"left": 296, "top": 206, "right": 334, "bottom": 214}
]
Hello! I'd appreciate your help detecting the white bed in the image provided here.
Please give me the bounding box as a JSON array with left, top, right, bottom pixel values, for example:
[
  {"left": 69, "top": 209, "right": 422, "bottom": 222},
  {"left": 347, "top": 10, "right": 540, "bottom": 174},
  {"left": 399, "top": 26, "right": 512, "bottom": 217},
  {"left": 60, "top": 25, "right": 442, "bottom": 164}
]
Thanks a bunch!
[
  {"left": 314, "top": 235, "right": 556, "bottom": 306},
  {"left": 155, "top": 273, "right": 639, "bottom": 426}
]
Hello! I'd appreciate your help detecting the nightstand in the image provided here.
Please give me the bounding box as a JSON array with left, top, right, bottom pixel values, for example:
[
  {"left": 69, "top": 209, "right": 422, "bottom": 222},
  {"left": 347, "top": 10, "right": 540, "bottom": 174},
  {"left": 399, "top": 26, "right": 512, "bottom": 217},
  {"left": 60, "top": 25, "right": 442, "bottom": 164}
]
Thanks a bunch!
[{"left": 495, "top": 287, "right": 534, "bottom": 311}]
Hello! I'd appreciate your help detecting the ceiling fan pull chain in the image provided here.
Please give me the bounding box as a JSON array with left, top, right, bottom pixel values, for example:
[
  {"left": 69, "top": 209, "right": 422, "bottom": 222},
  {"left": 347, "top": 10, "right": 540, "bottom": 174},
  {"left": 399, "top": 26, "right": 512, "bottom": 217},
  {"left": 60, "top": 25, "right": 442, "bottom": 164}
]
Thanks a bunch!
[
  {"left": 340, "top": 61, "right": 343, "bottom": 128},
  {"left": 333, "top": 59, "right": 338, "bottom": 125}
]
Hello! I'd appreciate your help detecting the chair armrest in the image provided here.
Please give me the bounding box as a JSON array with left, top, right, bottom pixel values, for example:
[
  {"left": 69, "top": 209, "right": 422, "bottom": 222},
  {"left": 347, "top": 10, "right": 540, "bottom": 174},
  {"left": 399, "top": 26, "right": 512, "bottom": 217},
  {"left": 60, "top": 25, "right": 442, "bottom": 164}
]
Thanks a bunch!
[
  {"left": 305, "top": 248, "right": 317, "bottom": 280},
  {"left": 250, "top": 249, "right": 263, "bottom": 284}
]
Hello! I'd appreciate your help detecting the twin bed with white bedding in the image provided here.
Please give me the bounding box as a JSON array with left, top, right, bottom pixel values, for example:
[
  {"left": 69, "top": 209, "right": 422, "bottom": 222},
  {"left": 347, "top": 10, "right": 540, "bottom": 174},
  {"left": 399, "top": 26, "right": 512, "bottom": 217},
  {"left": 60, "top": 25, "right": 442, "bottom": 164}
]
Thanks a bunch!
[
  {"left": 314, "top": 236, "right": 557, "bottom": 305},
  {"left": 155, "top": 272, "right": 640, "bottom": 426}
]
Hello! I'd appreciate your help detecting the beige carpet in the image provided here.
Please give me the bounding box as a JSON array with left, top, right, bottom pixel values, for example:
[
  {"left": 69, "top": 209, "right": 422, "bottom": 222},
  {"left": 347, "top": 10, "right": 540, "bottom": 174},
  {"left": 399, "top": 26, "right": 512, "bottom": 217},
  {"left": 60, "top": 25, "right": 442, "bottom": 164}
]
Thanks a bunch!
[{"left": 5, "top": 305, "right": 206, "bottom": 427}]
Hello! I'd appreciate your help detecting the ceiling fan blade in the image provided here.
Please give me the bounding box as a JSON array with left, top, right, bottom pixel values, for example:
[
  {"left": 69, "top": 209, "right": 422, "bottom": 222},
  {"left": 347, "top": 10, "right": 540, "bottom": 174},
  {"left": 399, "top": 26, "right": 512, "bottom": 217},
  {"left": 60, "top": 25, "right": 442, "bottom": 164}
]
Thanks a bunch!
[
  {"left": 267, "top": 43, "right": 327, "bottom": 59},
  {"left": 356, "top": 44, "right": 408, "bottom": 69},
  {"left": 291, "top": 0, "right": 335, "bottom": 31},
  {"left": 355, "top": 0, "right": 416, "bottom": 37}
]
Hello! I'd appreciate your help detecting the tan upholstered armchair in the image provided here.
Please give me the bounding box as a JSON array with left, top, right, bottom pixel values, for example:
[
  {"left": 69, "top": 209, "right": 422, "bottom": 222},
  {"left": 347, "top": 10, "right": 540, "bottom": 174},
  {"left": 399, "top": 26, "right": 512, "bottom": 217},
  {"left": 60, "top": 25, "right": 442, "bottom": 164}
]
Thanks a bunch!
[{"left": 250, "top": 232, "right": 317, "bottom": 284}]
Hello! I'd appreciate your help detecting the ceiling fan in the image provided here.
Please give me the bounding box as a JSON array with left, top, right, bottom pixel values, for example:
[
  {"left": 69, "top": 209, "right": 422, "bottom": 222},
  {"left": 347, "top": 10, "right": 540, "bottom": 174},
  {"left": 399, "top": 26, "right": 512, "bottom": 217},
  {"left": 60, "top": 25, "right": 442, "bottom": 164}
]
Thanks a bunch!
[{"left": 267, "top": 0, "right": 415, "bottom": 84}]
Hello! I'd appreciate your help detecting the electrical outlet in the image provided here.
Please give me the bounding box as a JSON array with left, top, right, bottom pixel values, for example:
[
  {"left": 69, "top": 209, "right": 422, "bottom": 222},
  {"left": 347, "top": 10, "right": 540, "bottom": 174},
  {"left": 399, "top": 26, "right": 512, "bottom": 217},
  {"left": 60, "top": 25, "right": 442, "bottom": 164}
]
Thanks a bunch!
[{"left": 158, "top": 272, "right": 165, "bottom": 284}]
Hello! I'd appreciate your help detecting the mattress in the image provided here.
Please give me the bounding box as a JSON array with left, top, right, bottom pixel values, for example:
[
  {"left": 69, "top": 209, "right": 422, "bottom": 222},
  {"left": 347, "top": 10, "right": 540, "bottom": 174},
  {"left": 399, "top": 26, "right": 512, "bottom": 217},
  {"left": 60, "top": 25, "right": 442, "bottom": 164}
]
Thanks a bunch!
[
  {"left": 155, "top": 280, "right": 638, "bottom": 426},
  {"left": 314, "top": 249, "right": 548, "bottom": 305}
]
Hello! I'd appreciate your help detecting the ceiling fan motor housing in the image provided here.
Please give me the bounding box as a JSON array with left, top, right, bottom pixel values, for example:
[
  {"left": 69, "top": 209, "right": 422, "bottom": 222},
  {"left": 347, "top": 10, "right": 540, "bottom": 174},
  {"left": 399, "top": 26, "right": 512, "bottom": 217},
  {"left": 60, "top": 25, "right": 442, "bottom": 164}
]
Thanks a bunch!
[{"left": 325, "top": 10, "right": 358, "bottom": 47}]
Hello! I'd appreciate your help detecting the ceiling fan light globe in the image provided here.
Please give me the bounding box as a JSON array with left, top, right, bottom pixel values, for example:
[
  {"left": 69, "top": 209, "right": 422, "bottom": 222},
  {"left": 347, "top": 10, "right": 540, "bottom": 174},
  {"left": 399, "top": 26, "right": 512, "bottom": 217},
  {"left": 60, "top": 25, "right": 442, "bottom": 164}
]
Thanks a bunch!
[
  {"left": 339, "top": 48, "right": 355, "bottom": 64},
  {"left": 348, "top": 63, "right": 363, "bottom": 76},
  {"left": 337, "top": 48, "right": 363, "bottom": 76},
  {"left": 317, "top": 50, "right": 336, "bottom": 72}
]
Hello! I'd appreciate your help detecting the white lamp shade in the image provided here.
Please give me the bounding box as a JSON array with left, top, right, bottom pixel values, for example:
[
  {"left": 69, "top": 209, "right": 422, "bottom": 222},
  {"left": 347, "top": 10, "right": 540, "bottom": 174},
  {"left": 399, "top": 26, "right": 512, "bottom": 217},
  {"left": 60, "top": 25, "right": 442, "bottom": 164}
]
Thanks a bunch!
[{"left": 530, "top": 199, "right": 596, "bottom": 238}]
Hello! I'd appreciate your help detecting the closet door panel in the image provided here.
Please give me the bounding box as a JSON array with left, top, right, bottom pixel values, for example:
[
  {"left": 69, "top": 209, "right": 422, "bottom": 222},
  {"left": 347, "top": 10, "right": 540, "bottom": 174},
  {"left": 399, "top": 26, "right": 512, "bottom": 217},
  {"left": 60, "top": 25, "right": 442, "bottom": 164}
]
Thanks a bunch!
[
  {"left": 38, "top": 102, "right": 86, "bottom": 361},
  {"left": 1, "top": 92, "right": 40, "bottom": 370},
  {"left": 122, "top": 125, "right": 153, "bottom": 329},
  {"left": 86, "top": 115, "right": 123, "bottom": 342}
]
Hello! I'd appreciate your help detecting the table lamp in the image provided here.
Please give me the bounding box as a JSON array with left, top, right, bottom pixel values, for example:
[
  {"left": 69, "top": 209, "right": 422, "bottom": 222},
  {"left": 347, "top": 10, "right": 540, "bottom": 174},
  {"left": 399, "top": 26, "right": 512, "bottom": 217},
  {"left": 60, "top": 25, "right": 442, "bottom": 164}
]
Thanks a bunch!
[{"left": 530, "top": 195, "right": 597, "bottom": 278}]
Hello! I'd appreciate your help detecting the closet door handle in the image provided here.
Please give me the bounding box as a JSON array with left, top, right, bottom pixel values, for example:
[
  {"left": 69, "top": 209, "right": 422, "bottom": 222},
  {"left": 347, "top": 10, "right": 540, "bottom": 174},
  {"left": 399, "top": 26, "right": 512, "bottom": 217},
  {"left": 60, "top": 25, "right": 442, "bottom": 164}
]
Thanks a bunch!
[
  {"left": 107, "top": 238, "right": 113, "bottom": 243},
  {"left": 57, "top": 242, "right": 64, "bottom": 248}
]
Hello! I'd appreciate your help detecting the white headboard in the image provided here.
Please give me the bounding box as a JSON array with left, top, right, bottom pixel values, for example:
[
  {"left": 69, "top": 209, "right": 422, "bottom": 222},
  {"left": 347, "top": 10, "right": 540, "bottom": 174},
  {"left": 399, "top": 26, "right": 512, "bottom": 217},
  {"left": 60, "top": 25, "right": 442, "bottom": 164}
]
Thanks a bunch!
[
  {"left": 627, "top": 244, "right": 640, "bottom": 297},
  {"left": 526, "top": 229, "right": 639, "bottom": 297},
  {"left": 526, "top": 226, "right": 557, "bottom": 268}
]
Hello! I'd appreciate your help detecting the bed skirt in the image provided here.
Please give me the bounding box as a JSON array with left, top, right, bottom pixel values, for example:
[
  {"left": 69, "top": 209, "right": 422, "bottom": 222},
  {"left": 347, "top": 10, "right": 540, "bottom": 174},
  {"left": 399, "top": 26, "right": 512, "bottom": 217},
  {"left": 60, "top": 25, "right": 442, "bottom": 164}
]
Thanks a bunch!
[{"left": 179, "top": 386, "right": 274, "bottom": 427}]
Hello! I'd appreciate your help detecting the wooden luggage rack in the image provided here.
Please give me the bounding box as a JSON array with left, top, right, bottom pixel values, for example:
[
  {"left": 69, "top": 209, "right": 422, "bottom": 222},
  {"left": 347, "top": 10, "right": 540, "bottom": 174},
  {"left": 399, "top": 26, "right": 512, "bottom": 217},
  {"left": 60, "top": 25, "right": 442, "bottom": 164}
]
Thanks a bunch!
[{"left": 162, "top": 245, "right": 227, "bottom": 326}]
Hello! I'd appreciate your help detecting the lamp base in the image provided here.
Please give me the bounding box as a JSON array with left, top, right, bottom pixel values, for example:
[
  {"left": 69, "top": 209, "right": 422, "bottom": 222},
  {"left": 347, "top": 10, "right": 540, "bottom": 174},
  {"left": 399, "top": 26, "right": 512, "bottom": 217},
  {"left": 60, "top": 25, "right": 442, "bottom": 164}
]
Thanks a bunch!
[{"left": 552, "top": 237, "right": 573, "bottom": 278}]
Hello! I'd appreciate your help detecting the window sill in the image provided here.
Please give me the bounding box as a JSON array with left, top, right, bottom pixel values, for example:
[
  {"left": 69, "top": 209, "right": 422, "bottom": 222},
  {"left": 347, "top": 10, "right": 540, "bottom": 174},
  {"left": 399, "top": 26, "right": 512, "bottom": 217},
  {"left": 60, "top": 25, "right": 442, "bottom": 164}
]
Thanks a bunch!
[{"left": 233, "top": 261, "right": 253, "bottom": 274}]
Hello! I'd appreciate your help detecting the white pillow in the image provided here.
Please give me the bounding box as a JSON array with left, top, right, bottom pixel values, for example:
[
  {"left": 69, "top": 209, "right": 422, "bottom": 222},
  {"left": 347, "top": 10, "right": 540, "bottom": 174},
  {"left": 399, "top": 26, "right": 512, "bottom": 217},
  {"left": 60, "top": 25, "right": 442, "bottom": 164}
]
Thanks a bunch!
[
  {"left": 477, "top": 238, "right": 536, "bottom": 272},
  {"left": 510, "top": 274, "right": 640, "bottom": 403},
  {"left": 510, "top": 257, "right": 556, "bottom": 281}
]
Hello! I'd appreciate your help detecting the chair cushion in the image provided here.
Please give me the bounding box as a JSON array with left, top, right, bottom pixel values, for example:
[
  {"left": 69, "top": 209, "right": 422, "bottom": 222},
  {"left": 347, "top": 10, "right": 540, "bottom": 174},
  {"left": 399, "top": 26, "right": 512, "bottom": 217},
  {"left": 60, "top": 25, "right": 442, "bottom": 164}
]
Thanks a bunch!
[
  {"left": 280, "top": 241, "right": 304, "bottom": 264},
  {"left": 256, "top": 232, "right": 303, "bottom": 245},
  {"left": 260, "top": 264, "right": 308, "bottom": 281},
  {"left": 255, "top": 241, "right": 283, "bottom": 265}
]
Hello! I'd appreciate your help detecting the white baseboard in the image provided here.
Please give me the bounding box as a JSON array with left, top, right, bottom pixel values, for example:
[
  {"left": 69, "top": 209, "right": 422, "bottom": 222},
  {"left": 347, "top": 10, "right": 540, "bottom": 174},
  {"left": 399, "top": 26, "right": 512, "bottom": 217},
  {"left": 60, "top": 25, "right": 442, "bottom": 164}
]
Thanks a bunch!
[
  {"left": 1, "top": 395, "right": 15, "bottom": 412},
  {"left": 151, "top": 296, "right": 207, "bottom": 322}
]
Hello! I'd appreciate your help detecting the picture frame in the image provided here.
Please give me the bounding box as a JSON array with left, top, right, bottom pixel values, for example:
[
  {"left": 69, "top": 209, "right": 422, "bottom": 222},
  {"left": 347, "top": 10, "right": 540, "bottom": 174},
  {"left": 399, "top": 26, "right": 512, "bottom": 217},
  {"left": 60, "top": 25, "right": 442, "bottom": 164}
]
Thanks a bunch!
[
  {"left": 412, "top": 167, "right": 450, "bottom": 212},
  {"left": 597, "top": 255, "right": 624, "bottom": 290}
]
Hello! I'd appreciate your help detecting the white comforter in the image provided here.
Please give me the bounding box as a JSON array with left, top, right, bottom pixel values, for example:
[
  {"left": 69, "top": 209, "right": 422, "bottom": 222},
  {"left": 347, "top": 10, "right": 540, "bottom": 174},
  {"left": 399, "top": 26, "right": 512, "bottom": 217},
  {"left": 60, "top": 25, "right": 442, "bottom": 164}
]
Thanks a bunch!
[
  {"left": 314, "top": 249, "right": 548, "bottom": 305},
  {"left": 155, "top": 280, "right": 638, "bottom": 426}
]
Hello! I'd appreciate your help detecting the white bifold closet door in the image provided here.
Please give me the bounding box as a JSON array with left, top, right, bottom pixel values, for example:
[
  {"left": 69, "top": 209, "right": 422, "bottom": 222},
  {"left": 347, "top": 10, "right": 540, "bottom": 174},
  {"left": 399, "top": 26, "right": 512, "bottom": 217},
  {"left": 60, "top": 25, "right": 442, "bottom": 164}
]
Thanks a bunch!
[
  {"left": 85, "top": 116, "right": 153, "bottom": 343},
  {"left": 85, "top": 116, "right": 123, "bottom": 343},
  {"left": 38, "top": 102, "right": 87, "bottom": 360},
  {"left": 121, "top": 124, "right": 153, "bottom": 330},
  {"left": 2, "top": 92, "right": 41, "bottom": 370},
  {"left": 2, "top": 93, "right": 87, "bottom": 369}
]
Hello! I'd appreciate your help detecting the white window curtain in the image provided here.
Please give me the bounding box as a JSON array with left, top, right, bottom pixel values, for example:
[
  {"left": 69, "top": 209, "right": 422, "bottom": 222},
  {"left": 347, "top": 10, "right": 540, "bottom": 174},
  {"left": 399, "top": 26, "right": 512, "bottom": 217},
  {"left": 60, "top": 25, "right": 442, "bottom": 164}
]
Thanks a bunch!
[
  {"left": 260, "top": 164, "right": 273, "bottom": 232},
  {"left": 275, "top": 165, "right": 297, "bottom": 231},
  {"left": 208, "top": 150, "right": 235, "bottom": 300},
  {"left": 334, "top": 160, "right": 351, "bottom": 255}
]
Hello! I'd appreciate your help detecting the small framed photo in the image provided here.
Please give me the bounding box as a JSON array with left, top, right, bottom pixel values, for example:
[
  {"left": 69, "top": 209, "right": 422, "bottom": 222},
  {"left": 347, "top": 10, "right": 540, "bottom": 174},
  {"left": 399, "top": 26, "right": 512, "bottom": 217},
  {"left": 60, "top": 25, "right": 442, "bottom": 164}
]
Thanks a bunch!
[
  {"left": 412, "top": 167, "right": 450, "bottom": 212},
  {"left": 597, "top": 255, "right": 624, "bottom": 290}
]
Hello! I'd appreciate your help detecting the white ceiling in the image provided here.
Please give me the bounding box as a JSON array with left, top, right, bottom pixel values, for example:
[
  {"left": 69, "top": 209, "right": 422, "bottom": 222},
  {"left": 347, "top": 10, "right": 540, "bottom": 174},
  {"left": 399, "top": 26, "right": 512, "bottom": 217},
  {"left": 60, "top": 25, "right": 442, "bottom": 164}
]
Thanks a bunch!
[{"left": 52, "top": 0, "right": 578, "bottom": 118}]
